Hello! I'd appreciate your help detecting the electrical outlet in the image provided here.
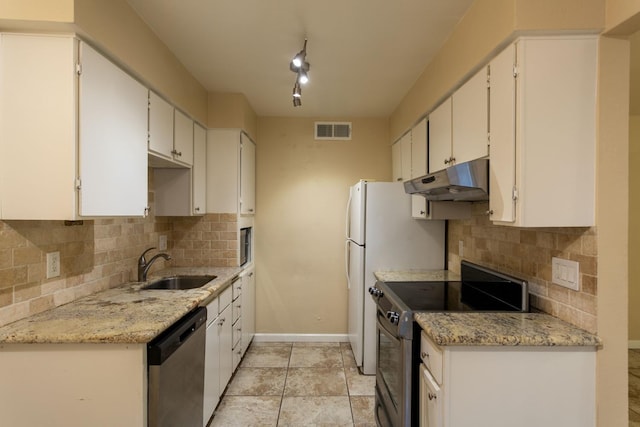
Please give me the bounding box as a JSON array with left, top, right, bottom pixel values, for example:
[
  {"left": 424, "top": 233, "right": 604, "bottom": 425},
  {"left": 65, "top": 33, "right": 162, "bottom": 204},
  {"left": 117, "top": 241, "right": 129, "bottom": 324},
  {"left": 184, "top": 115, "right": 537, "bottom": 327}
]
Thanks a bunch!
[
  {"left": 552, "top": 257, "right": 579, "bottom": 291},
  {"left": 46, "top": 251, "right": 60, "bottom": 279},
  {"left": 158, "top": 235, "right": 167, "bottom": 251}
]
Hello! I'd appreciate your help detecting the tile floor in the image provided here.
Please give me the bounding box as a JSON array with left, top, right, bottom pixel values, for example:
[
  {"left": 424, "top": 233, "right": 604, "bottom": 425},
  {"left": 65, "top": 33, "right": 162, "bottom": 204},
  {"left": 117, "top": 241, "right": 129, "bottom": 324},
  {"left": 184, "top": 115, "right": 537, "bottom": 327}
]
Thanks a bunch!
[
  {"left": 631, "top": 350, "right": 640, "bottom": 426},
  {"left": 209, "top": 341, "right": 376, "bottom": 426}
]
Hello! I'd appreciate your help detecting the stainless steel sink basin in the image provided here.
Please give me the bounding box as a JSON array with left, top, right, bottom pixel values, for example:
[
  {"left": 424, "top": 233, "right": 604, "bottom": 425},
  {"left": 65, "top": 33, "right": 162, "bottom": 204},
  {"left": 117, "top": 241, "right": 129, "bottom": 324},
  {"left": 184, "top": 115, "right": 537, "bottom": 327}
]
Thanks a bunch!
[{"left": 145, "top": 275, "right": 217, "bottom": 290}]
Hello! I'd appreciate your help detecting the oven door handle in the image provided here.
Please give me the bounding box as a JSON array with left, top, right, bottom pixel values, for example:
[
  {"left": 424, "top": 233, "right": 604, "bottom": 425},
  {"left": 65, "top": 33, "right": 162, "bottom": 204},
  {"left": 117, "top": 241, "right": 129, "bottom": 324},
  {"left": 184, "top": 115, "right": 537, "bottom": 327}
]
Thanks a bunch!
[{"left": 376, "top": 309, "right": 401, "bottom": 344}]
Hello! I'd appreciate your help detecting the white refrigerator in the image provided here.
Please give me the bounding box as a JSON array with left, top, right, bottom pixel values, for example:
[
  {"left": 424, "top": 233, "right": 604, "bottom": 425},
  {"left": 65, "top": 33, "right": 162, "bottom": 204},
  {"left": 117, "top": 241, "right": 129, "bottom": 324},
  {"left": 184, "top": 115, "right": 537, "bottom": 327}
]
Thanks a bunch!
[{"left": 345, "top": 180, "right": 445, "bottom": 375}]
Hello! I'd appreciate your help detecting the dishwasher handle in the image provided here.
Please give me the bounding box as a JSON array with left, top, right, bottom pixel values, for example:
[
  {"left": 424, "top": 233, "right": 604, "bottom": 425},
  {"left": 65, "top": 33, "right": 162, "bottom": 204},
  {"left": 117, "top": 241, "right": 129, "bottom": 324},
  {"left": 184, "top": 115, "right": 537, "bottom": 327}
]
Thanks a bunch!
[{"left": 148, "top": 307, "right": 207, "bottom": 365}]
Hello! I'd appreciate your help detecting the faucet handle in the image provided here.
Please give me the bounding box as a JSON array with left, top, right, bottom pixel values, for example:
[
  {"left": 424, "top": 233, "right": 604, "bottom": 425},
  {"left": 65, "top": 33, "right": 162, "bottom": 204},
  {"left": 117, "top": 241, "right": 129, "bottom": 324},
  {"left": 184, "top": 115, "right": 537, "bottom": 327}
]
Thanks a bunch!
[{"left": 139, "top": 247, "right": 156, "bottom": 263}]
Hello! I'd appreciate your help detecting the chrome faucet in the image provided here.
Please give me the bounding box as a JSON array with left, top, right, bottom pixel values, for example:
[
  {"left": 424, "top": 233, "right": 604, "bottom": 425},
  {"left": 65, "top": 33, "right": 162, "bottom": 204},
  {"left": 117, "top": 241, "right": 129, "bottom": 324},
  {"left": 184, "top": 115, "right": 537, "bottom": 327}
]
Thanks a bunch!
[{"left": 138, "top": 247, "right": 171, "bottom": 282}]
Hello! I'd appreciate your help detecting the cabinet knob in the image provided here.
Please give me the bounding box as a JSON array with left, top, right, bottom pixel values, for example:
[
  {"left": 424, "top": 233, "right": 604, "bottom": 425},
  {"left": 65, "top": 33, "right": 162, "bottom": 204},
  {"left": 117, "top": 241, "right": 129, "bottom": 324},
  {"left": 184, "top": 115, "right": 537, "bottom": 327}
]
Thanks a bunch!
[
  {"left": 419, "top": 210, "right": 425, "bottom": 215},
  {"left": 218, "top": 318, "right": 226, "bottom": 325},
  {"left": 444, "top": 158, "right": 450, "bottom": 165},
  {"left": 428, "top": 392, "right": 437, "bottom": 401},
  {"left": 248, "top": 208, "right": 254, "bottom": 213},
  {"left": 194, "top": 207, "right": 200, "bottom": 212},
  {"left": 421, "top": 351, "right": 429, "bottom": 359},
  {"left": 486, "top": 210, "right": 494, "bottom": 216},
  {"left": 396, "top": 178, "right": 403, "bottom": 182}
]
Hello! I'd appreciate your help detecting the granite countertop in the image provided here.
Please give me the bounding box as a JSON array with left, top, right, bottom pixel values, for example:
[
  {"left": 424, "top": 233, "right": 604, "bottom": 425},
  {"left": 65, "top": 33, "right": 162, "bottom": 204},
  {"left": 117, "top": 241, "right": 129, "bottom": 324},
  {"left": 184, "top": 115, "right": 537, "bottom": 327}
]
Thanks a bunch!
[
  {"left": 415, "top": 312, "right": 601, "bottom": 347},
  {"left": 0, "top": 266, "right": 242, "bottom": 345},
  {"left": 374, "top": 270, "right": 460, "bottom": 282}
]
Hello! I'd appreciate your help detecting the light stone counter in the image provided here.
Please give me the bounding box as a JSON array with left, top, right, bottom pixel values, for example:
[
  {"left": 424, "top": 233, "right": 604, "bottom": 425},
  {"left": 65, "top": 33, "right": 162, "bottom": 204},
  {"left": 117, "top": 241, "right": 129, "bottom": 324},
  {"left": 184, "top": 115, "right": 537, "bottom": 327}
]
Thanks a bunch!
[
  {"left": 415, "top": 312, "right": 601, "bottom": 347},
  {"left": 0, "top": 266, "right": 241, "bottom": 344},
  {"left": 374, "top": 270, "right": 460, "bottom": 282}
]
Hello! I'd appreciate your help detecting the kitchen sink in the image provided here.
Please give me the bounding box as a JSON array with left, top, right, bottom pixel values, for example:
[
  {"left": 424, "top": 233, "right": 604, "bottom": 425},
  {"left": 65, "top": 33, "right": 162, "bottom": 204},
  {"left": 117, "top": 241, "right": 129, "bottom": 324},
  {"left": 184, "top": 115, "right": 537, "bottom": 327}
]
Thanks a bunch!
[{"left": 145, "top": 275, "right": 217, "bottom": 290}]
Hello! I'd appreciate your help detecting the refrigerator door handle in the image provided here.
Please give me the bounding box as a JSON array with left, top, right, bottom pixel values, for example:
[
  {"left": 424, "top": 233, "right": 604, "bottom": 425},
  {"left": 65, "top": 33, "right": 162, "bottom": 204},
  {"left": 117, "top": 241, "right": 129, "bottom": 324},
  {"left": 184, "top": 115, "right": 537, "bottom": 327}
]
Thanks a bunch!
[
  {"left": 345, "top": 240, "right": 351, "bottom": 289},
  {"left": 345, "top": 190, "right": 353, "bottom": 240}
]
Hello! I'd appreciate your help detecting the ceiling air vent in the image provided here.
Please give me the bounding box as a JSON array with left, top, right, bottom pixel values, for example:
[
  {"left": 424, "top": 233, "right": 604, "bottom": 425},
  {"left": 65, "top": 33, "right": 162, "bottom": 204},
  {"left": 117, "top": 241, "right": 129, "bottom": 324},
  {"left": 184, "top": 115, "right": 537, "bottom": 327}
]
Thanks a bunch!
[{"left": 315, "top": 122, "right": 352, "bottom": 140}]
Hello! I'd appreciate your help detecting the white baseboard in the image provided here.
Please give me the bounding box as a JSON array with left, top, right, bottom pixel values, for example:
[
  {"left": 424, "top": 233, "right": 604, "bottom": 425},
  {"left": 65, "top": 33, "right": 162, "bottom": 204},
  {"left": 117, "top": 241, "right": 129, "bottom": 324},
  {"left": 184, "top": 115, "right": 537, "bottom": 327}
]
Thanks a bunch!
[
  {"left": 629, "top": 340, "right": 640, "bottom": 349},
  {"left": 253, "top": 333, "right": 349, "bottom": 343}
]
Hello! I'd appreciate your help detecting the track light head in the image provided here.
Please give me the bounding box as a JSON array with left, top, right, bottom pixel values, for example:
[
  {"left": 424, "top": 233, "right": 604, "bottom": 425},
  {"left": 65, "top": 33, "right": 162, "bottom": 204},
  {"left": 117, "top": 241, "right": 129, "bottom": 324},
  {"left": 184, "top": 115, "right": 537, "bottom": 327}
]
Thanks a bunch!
[
  {"left": 293, "top": 96, "right": 302, "bottom": 107},
  {"left": 293, "top": 83, "right": 302, "bottom": 98},
  {"left": 297, "top": 68, "right": 309, "bottom": 85},
  {"left": 290, "top": 39, "right": 308, "bottom": 71}
]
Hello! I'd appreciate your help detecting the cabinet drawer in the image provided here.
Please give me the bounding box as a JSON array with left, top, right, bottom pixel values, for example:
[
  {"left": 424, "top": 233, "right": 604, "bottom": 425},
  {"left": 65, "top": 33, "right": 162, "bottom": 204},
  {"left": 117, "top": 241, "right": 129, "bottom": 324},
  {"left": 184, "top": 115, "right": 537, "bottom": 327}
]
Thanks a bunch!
[
  {"left": 219, "top": 285, "right": 233, "bottom": 312},
  {"left": 233, "top": 278, "right": 242, "bottom": 300},
  {"left": 421, "top": 332, "right": 443, "bottom": 385},
  {"left": 232, "top": 294, "right": 242, "bottom": 324},
  {"left": 205, "top": 297, "right": 219, "bottom": 326},
  {"left": 232, "top": 340, "right": 242, "bottom": 371},
  {"left": 233, "top": 320, "right": 242, "bottom": 347}
]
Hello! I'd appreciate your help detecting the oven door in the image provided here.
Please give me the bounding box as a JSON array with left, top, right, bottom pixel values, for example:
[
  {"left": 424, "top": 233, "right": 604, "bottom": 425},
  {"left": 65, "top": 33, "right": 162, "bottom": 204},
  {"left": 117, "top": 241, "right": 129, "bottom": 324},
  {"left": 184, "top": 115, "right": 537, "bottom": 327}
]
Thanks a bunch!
[{"left": 375, "top": 308, "right": 412, "bottom": 427}]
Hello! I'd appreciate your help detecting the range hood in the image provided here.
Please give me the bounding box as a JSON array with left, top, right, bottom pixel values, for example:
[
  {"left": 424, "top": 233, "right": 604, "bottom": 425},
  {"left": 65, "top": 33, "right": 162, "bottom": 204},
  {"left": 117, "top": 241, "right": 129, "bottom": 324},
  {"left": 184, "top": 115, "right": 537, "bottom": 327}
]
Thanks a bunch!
[{"left": 404, "top": 158, "right": 489, "bottom": 201}]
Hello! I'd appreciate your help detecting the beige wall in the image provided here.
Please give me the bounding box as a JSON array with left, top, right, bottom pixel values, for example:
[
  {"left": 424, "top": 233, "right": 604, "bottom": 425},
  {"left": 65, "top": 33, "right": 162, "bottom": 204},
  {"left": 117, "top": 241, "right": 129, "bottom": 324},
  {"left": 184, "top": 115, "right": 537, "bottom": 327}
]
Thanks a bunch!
[
  {"left": 208, "top": 92, "right": 258, "bottom": 140},
  {"left": 0, "top": 0, "right": 73, "bottom": 22},
  {"left": 255, "top": 117, "right": 389, "bottom": 334},
  {"left": 631, "top": 115, "right": 640, "bottom": 340}
]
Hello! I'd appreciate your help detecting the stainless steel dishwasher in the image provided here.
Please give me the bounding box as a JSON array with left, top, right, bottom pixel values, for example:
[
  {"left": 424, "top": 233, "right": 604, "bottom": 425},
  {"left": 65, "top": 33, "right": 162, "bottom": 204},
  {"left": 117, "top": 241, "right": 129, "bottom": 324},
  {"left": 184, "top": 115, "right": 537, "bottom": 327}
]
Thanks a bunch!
[{"left": 148, "top": 307, "right": 207, "bottom": 427}]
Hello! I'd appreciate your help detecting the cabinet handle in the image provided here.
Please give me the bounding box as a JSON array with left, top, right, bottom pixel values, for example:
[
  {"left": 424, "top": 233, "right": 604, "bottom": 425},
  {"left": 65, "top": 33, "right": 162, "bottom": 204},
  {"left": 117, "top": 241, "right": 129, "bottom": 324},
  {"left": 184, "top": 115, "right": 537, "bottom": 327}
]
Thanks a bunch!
[
  {"left": 248, "top": 208, "right": 254, "bottom": 212},
  {"left": 421, "top": 351, "right": 429, "bottom": 359},
  {"left": 419, "top": 210, "right": 425, "bottom": 215},
  {"left": 194, "top": 207, "right": 200, "bottom": 212},
  {"left": 396, "top": 178, "right": 403, "bottom": 182},
  {"left": 249, "top": 272, "right": 254, "bottom": 277},
  {"left": 444, "top": 158, "right": 450, "bottom": 165},
  {"left": 171, "top": 149, "right": 182, "bottom": 157},
  {"left": 486, "top": 210, "right": 494, "bottom": 216},
  {"left": 428, "top": 392, "right": 437, "bottom": 401}
]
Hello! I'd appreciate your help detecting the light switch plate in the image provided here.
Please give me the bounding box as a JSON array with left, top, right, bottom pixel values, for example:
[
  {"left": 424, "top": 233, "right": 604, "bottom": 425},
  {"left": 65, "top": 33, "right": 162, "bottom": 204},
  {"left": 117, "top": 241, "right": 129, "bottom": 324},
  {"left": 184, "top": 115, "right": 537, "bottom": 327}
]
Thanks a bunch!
[
  {"left": 46, "top": 251, "right": 60, "bottom": 279},
  {"left": 552, "top": 257, "right": 579, "bottom": 291},
  {"left": 158, "top": 235, "right": 167, "bottom": 251}
]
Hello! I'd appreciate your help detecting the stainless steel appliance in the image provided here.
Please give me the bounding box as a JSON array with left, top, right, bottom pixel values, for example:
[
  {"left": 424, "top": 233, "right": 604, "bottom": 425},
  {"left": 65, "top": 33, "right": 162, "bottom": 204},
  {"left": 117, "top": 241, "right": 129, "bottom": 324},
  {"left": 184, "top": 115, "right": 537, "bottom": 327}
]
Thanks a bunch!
[
  {"left": 240, "top": 227, "right": 251, "bottom": 267},
  {"left": 346, "top": 180, "right": 445, "bottom": 375},
  {"left": 148, "top": 307, "right": 207, "bottom": 427},
  {"left": 370, "top": 261, "right": 528, "bottom": 427},
  {"left": 404, "top": 158, "right": 489, "bottom": 201}
]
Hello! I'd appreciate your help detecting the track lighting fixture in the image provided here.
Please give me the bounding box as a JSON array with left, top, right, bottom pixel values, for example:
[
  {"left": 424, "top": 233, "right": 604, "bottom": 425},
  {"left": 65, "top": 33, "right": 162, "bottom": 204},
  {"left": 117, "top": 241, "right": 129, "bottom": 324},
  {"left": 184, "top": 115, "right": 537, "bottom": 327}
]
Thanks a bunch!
[{"left": 290, "top": 38, "right": 310, "bottom": 107}]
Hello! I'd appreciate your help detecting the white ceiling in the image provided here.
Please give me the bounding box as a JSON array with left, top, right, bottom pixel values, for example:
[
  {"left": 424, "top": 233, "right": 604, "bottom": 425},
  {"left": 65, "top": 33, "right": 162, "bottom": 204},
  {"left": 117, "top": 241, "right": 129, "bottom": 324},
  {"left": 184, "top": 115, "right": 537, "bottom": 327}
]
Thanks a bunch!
[{"left": 127, "top": 0, "right": 474, "bottom": 118}]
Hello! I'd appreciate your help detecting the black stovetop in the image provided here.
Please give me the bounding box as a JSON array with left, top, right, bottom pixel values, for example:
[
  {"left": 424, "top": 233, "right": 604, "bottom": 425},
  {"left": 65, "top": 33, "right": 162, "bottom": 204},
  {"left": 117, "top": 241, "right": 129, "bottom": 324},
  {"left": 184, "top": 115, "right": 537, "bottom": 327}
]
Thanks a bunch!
[{"left": 377, "top": 261, "right": 529, "bottom": 314}]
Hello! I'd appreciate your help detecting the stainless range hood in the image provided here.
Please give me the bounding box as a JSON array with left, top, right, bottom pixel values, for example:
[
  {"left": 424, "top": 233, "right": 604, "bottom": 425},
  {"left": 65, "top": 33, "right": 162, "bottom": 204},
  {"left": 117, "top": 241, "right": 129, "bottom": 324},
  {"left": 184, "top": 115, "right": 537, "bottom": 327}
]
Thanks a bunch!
[{"left": 404, "top": 158, "right": 489, "bottom": 201}]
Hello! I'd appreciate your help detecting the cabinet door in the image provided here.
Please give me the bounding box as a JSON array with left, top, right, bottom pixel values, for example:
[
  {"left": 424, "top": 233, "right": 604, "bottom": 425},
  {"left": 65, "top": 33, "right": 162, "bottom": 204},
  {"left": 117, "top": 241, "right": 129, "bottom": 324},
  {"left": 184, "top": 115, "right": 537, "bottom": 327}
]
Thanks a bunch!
[
  {"left": 203, "top": 315, "right": 220, "bottom": 426},
  {"left": 240, "top": 133, "right": 256, "bottom": 215},
  {"left": 174, "top": 110, "right": 194, "bottom": 166},
  {"left": 148, "top": 91, "right": 174, "bottom": 159},
  {"left": 399, "top": 132, "right": 412, "bottom": 182},
  {"left": 78, "top": 42, "right": 148, "bottom": 217},
  {"left": 411, "top": 119, "right": 428, "bottom": 219},
  {"left": 391, "top": 141, "right": 403, "bottom": 182},
  {"left": 452, "top": 66, "right": 489, "bottom": 164},
  {"left": 218, "top": 303, "right": 233, "bottom": 393},
  {"left": 419, "top": 364, "right": 443, "bottom": 427},
  {"left": 0, "top": 34, "right": 77, "bottom": 220},
  {"left": 241, "top": 267, "right": 255, "bottom": 355},
  {"left": 428, "top": 98, "right": 452, "bottom": 173},
  {"left": 488, "top": 44, "right": 517, "bottom": 223},
  {"left": 193, "top": 124, "right": 207, "bottom": 215}
]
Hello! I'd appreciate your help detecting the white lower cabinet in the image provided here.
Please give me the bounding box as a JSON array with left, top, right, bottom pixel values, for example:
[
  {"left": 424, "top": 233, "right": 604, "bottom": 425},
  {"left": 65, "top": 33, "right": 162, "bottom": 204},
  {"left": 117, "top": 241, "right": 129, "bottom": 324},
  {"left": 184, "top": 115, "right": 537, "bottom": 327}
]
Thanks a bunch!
[
  {"left": 203, "top": 285, "right": 233, "bottom": 426},
  {"left": 240, "top": 266, "right": 256, "bottom": 355},
  {"left": 419, "top": 332, "right": 596, "bottom": 427},
  {"left": 203, "top": 298, "right": 220, "bottom": 426}
]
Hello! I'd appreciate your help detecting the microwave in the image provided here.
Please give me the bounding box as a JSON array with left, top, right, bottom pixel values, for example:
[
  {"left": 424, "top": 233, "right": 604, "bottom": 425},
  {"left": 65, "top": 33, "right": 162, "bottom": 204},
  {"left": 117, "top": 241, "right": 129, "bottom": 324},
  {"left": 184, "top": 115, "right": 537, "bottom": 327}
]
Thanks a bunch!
[{"left": 240, "top": 227, "right": 251, "bottom": 266}]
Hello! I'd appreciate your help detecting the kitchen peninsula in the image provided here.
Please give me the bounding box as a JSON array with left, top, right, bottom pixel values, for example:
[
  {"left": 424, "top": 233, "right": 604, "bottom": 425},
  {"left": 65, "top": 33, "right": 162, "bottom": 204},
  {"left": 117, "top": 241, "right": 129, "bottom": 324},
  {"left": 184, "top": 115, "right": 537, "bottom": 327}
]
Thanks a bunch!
[{"left": 0, "top": 267, "right": 240, "bottom": 427}]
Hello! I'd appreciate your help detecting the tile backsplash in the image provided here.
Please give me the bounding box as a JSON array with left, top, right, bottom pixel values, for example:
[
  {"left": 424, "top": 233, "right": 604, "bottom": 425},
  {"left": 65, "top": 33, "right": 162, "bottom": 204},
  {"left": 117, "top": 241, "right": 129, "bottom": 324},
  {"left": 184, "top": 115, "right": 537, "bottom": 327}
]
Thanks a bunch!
[
  {"left": 448, "top": 203, "right": 597, "bottom": 333},
  {"left": 0, "top": 206, "right": 237, "bottom": 327}
]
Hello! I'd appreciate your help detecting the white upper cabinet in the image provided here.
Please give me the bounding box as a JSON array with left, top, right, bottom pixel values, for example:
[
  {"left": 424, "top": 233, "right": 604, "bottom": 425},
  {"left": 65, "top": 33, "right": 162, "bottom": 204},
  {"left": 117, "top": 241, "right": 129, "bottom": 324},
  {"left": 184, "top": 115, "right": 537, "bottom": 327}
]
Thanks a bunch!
[
  {"left": 489, "top": 36, "right": 597, "bottom": 227},
  {"left": 78, "top": 42, "right": 148, "bottom": 217},
  {"left": 207, "top": 129, "right": 257, "bottom": 216},
  {"left": 192, "top": 124, "right": 207, "bottom": 215},
  {"left": 174, "top": 110, "right": 194, "bottom": 166},
  {"left": 391, "top": 132, "right": 412, "bottom": 182},
  {"left": 0, "top": 33, "right": 148, "bottom": 220},
  {"left": 240, "top": 133, "right": 256, "bottom": 215},
  {"left": 429, "top": 67, "right": 488, "bottom": 174},
  {"left": 452, "top": 66, "right": 489, "bottom": 165},
  {"left": 148, "top": 91, "right": 174, "bottom": 160},
  {"left": 428, "top": 98, "right": 452, "bottom": 173}
]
